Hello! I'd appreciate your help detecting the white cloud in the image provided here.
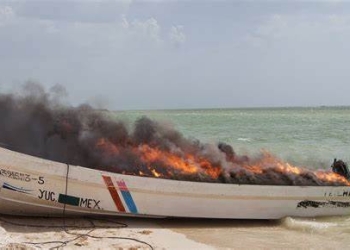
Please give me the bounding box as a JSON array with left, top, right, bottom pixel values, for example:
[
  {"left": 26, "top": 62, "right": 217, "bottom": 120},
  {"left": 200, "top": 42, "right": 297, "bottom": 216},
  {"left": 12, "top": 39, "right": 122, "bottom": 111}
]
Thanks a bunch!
[
  {"left": 2, "top": 2, "right": 181, "bottom": 48},
  {"left": 169, "top": 25, "right": 186, "bottom": 46},
  {"left": 122, "top": 16, "right": 186, "bottom": 47},
  {"left": 121, "top": 15, "right": 129, "bottom": 29},
  {"left": 128, "top": 17, "right": 162, "bottom": 43},
  {"left": 14, "top": 1, "right": 132, "bottom": 23},
  {"left": 0, "top": 5, "right": 14, "bottom": 26},
  {"left": 247, "top": 12, "right": 350, "bottom": 48},
  {"left": 243, "top": 14, "right": 288, "bottom": 47}
]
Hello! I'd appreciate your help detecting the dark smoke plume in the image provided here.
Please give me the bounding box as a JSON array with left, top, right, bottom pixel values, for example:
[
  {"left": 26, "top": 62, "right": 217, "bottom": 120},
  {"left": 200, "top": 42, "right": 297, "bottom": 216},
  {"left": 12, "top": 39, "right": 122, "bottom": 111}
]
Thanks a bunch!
[{"left": 0, "top": 82, "right": 348, "bottom": 186}]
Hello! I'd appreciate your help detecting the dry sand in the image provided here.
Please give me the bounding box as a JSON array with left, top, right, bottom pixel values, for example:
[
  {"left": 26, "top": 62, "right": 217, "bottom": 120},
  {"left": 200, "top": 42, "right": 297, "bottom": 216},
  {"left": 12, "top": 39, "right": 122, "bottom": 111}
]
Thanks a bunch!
[
  {"left": 0, "top": 216, "right": 214, "bottom": 250},
  {"left": 1, "top": 216, "right": 350, "bottom": 250}
]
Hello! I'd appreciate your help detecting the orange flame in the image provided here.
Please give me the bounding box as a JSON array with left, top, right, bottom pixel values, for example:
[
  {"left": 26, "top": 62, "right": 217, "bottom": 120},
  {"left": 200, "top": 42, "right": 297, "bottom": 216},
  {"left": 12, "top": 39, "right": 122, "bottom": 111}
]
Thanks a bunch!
[
  {"left": 242, "top": 152, "right": 350, "bottom": 186},
  {"left": 315, "top": 171, "right": 349, "bottom": 185},
  {"left": 94, "top": 138, "right": 350, "bottom": 186},
  {"left": 137, "top": 144, "right": 221, "bottom": 179}
]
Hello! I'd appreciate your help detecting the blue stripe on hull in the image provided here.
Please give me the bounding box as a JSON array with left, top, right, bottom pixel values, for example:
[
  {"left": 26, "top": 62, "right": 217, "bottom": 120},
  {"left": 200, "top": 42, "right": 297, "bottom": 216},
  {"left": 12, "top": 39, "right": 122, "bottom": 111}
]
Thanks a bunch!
[{"left": 120, "top": 190, "right": 138, "bottom": 213}]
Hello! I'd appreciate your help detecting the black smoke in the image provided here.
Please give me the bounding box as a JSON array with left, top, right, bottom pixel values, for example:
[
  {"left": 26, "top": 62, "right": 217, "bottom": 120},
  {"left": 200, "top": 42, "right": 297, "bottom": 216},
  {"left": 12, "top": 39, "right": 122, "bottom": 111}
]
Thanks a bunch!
[{"left": 0, "top": 82, "right": 348, "bottom": 186}]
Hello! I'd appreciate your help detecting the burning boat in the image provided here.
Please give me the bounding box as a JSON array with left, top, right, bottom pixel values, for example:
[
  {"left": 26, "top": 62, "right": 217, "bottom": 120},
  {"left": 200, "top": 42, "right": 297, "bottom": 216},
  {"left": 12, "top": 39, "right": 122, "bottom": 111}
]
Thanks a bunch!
[
  {"left": 1, "top": 146, "right": 350, "bottom": 219},
  {"left": 1, "top": 83, "right": 350, "bottom": 218}
]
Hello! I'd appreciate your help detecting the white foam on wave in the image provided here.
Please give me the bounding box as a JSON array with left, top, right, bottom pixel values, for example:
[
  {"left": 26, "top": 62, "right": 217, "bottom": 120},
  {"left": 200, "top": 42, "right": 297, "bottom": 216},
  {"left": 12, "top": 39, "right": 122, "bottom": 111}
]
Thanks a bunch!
[
  {"left": 237, "top": 138, "right": 251, "bottom": 142},
  {"left": 281, "top": 217, "right": 338, "bottom": 233}
]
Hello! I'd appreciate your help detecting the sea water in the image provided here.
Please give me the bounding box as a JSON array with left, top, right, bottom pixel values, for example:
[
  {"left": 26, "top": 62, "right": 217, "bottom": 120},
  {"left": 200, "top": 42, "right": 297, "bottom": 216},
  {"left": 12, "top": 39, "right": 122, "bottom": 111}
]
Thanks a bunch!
[
  {"left": 113, "top": 107, "right": 350, "bottom": 249},
  {"left": 115, "top": 107, "right": 350, "bottom": 169}
]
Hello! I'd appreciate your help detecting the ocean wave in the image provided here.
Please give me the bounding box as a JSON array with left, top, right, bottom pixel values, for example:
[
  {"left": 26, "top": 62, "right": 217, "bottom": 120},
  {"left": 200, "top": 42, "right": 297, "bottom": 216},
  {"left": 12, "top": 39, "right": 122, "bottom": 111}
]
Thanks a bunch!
[
  {"left": 237, "top": 138, "right": 251, "bottom": 142},
  {"left": 281, "top": 217, "right": 338, "bottom": 233}
]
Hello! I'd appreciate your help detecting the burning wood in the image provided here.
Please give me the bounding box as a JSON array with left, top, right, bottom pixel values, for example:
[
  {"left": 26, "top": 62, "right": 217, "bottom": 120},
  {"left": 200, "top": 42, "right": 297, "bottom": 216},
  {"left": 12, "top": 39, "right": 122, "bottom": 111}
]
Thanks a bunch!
[{"left": 0, "top": 82, "right": 349, "bottom": 186}]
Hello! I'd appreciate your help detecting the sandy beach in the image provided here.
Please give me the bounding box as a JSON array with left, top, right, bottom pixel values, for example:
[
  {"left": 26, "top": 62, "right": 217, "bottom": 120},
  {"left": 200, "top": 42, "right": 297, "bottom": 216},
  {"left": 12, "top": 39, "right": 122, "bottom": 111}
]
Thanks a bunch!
[
  {"left": 1, "top": 215, "right": 350, "bottom": 250},
  {"left": 0, "top": 216, "right": 215, "bottom": 250}
]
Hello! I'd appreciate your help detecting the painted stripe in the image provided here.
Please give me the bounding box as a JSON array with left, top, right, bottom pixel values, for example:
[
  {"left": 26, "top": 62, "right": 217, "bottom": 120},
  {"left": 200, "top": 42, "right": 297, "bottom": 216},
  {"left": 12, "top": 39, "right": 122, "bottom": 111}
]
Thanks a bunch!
[
  {"left": 117, "top": 181, "right": 128, "bottom": 191},
  {"left": 117, "top": 180, "right": 138, "bottom": 213},
  {"left": 102, "top": 175, "right": 126, "bottom": 212},
  {"left": 120, "top": 190, "right": 138, "bottom": 213},
  {"left": 2, "top": 183, "right": 32, "bottom": 194},
  {"left": 58, "top": 194, "right": 80, "bottom": 206}
]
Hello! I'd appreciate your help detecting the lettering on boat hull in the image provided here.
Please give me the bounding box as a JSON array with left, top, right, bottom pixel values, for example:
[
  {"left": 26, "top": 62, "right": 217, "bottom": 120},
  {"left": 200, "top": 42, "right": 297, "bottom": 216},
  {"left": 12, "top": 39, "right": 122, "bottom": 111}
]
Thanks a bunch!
[
  {"left": 36, "top": 190, "right": 102, "bottom": 210},
  {"left": 0, "top": 168, "right": 45, "bottom": 184}
]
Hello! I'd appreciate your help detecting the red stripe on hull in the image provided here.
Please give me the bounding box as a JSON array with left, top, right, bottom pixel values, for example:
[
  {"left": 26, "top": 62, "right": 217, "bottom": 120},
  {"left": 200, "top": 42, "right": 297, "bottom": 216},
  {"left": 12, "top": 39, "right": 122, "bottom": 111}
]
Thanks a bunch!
[{"left": 102, "top": 175, "right": 126, "bottom": 212}]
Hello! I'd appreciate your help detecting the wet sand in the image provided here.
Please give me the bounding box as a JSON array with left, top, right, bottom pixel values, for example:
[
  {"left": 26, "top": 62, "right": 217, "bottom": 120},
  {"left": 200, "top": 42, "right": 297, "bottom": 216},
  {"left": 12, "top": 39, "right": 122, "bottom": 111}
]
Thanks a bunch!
[
  {"left": 161, "top": 218, "right": 350, "bottom": 249},
  {"left": 1, "top": 216, "right": 350, "bottom": 249}
]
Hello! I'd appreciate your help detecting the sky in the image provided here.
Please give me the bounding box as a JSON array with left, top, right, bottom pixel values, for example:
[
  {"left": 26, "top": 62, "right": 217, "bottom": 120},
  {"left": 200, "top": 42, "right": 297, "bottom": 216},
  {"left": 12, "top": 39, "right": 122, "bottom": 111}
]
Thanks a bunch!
[{"left": 0, "top": 1, "right": 350, "bottom": 110}]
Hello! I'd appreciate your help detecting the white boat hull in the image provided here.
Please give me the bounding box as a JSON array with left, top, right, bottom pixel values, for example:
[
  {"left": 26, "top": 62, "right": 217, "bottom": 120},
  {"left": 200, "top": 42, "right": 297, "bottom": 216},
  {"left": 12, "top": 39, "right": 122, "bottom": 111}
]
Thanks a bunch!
[{"left": 1, "top": 147, "right": 350, "bottom": 219}]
